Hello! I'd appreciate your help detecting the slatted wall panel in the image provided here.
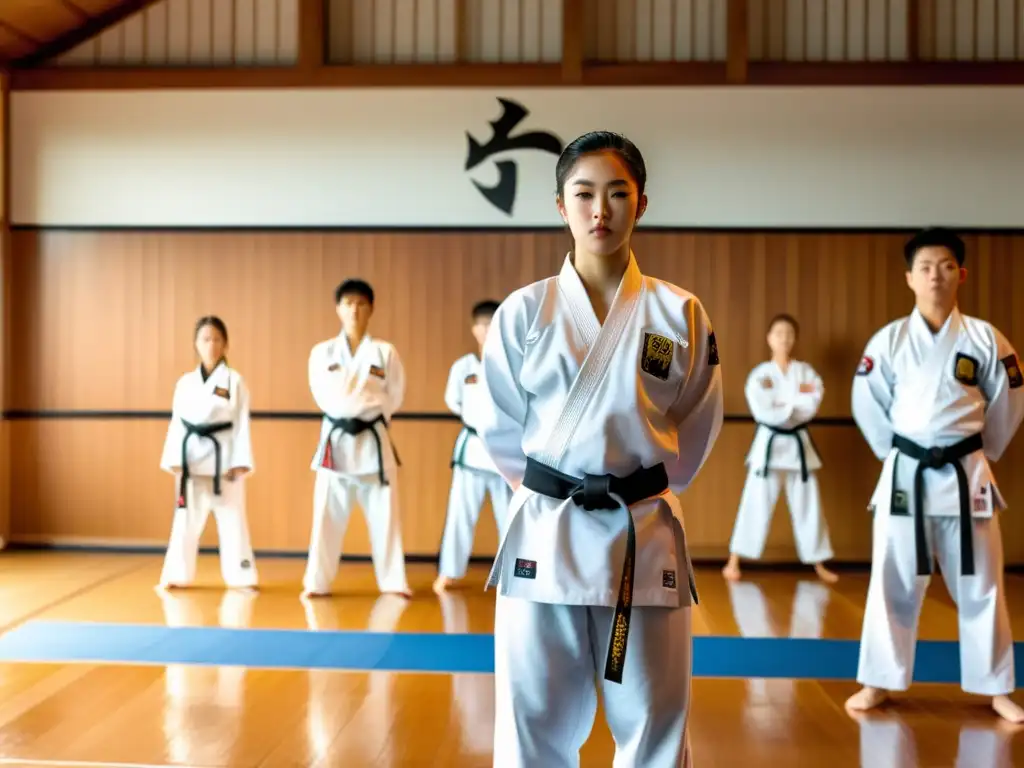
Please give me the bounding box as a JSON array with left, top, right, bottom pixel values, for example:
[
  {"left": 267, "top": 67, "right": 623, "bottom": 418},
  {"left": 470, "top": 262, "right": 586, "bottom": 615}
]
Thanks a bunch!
[
  {"left": 327, "top": 0, "right": 562, "bottom": 64},
  {"left": 53, "top": 0, "right": 300, "bottom": 66},
  {"left": 748, "top": 0, "right": 909, "bottom": 61},
  {"left": 748, "top": 0, "right": 1024, "bottom": 61},
  {"left": 10, "top": 229, "right": 1024, "bottom": 565},
  {"left": 918, "top": 0, "right": 1024, "bottom": 60},
  {"left": 584, "top": 0, "right": 728, "bottom": 62}
]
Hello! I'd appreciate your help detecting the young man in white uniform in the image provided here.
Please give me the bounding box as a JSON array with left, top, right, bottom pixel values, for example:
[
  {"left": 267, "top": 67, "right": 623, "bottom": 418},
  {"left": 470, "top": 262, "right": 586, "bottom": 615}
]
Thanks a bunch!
[
  {"left": 846, "top": 227, "right": 1024, "bottom": 723},
  {"left": 159, "top": 316, "right": 258, "bottom": 591},
  {"left": 302, "top": 279, "right": 411, "bottom": 599},
  {"left": 478, "top": 131, "right": 723, "bottom": 767},
  {"left": 434, "top": 300, "right": 514, "bottom": 594},
  {"left": 723, "top": 314, "right": 837, "bottom": 583}
]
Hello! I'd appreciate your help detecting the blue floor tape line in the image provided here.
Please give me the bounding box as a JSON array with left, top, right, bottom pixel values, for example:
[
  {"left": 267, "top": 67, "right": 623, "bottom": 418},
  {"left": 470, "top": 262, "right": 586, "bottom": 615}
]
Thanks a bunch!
[{"left": 0, "top": 621, "right": 1020, "bottom": 683}]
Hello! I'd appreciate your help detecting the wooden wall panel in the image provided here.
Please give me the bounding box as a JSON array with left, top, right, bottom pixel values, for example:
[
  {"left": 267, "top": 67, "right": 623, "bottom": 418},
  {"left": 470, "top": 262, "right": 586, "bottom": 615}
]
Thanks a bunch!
[{"left": 9, "top": 228, "right": 1024, "bottom": 563}]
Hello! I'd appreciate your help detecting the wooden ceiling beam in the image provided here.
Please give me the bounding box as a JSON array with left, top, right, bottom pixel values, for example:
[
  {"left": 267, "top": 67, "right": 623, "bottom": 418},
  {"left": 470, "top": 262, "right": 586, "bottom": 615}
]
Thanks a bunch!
[{"left": 13, "top": 0, "right": 164, "bottom": 68}]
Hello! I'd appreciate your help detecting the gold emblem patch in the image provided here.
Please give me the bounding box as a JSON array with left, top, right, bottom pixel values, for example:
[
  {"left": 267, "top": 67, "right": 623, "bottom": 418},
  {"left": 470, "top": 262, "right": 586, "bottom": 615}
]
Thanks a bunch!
[
  {"left": 369, "top": 364, "right": 386, "bottom": 379},
  {"left": 641, "top": 332, "right": 674, "bottom": 381},
  {"left": 213, "top": 386, "right": 230, "bottom": 399},
  {"left": 953, "top": 353, "right": 978, "bottom": 386}
]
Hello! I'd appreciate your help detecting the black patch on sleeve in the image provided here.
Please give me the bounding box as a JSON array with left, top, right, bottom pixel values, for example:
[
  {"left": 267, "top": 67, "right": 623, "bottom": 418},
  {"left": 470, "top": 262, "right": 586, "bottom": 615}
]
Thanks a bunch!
[
  {"left": 707, "top": 331, "right": 719, "bottom": 366},
  {"left": 1001, "top": 354, "right": 1023, "bottom": 389}
]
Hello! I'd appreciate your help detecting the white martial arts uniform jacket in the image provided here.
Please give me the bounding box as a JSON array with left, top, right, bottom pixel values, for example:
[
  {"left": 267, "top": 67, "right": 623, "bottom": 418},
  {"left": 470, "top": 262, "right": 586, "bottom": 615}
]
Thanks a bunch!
[
  {"left": 308, "top": 333, "right": 405, "bottom": 482},
  {"left": 852, "top": 307, "right": 1024, "bottom": 524},
  {"left": 160, "top": 361, "right": 254, "bottom": 478},
  {"left": 445, "top": 353, "right": 501, "bottom": 474},
  {"left": 744, "top": 360, "right": 824, "bottom": 476},
  {"left": 477, "top": 253, "right": 724, "bottom": 608}
]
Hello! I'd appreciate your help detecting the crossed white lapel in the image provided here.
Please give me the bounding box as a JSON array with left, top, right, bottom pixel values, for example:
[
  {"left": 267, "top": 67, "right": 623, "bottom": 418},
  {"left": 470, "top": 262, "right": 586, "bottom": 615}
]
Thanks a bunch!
[{"left": 534, "top": 252, "right": 644, "bottom": 468}]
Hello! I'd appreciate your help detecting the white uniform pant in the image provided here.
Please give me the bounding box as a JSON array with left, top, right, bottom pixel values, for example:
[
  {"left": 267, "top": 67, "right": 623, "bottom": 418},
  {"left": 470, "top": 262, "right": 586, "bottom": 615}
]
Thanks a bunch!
[
  {"left": 856, "top": 511, "right": 1014, "bottom": 696},
  {"left": 302, "top": 470, "right": 409, "bottom": 595},
  {"left": 729, "top": 467, "right": 833, "bottom": 563},
  {"left": 494, "top": 595, "right": 692, "bottom": 768},
  {"left": 159, "top": 476, "right": 257, "bottom": 589},
  {"left": 438, "top": 466, "right": 513, "bottom": 579}
]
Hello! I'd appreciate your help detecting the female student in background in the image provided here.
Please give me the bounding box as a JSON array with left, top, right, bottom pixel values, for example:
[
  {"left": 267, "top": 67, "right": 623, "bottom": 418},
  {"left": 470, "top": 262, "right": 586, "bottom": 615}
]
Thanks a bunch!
[{"left": 158, "top": 315, "right": 258, "bottom": 591}]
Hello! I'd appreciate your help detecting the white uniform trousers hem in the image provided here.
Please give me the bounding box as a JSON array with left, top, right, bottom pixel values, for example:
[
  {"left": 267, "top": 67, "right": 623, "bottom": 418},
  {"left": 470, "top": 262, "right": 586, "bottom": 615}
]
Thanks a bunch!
[
  {"left": 303, "top": 470, "right": 410, "bottom": 595},
  {"left": 494, "top": 594, "right": 693, "bottom": 768},
  {"left": 729, "top": 467, "right": 833, "bottom": 563},
  {"left": 159, "top": 476, "right": 258, "bottom": 589},
  {"left": 855, "top": 512, "right": 1015, "bottom": 697}
]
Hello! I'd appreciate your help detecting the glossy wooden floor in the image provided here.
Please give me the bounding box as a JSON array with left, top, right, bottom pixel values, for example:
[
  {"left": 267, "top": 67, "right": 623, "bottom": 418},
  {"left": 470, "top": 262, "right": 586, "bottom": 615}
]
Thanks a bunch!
[{"left": 0, "top": 551, "right": 1021, "bottom": 767}]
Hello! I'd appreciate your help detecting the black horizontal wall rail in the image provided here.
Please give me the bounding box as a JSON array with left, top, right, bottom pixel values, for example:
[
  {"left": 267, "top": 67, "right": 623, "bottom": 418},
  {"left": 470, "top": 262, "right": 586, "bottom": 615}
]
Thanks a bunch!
[{"left": 1, "top": 409, "right": 858, "bottom": 427}]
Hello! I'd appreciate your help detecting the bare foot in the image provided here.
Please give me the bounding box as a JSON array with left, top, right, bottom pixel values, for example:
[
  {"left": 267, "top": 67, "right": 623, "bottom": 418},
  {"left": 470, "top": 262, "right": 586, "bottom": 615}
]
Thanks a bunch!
[
  {"left": 301, "top": 590, "right": 331, "bottom": 598},
  {"left": 845, "top": 686, "right": 890, "bottom": 712},
  {"left": 722, "top": 555, "right": 741, "bottom": 581},
  {"left": 433, "top": 575, "right": 452, "bottom": 595},
  {"left": 992, "top": 695, "right": 1024, "bottom": 723},
  {"left": 230, "top": 585, "right": 259, "bottom": 593},
  {"left": 155, "top": 583, "right": 187, "bottom": 591},
  {"left": 384, "top": 589, "right": 414, "bottom": 600},
  {"left": 814, "top": 563, "right": 839, "bottom": 584}
]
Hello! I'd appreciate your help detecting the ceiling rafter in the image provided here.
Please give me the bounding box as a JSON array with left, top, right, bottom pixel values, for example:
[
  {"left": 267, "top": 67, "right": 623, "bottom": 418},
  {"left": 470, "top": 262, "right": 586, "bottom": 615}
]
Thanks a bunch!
[{"left": 13, "top": 0, "right": 162, "bottom": 68}]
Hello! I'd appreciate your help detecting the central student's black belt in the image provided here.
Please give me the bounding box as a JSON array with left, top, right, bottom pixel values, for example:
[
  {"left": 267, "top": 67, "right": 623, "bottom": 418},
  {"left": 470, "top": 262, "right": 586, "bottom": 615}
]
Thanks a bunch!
[
  {"left": 319, "top": 414, "right": 399, "bottom": 485},
  {"left": 178, "top": 420, "right": 233, "bottom": 509},
  {"left": 891, "top": 433, "right": 983, "bottom": 577},
  {"left": 521, "top": 456, "right": 694, "bottom": 685},
  {"left": 756, "top": 421, "right": 812, "bottom": 482},
  {"left": 450, "top": 423, "right": 478, "bottom": 469}
]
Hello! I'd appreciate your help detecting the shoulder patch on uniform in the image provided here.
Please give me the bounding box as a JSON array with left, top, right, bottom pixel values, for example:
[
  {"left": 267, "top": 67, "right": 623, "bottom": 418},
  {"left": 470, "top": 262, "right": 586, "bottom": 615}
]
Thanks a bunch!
[
  {"left": 856, "top": 356, "right": 874, "bottom": 376},
  {"left": 707, "top": 330, "right": 720, "bottom": 366},
  {"left": 641, "top": 332, "right": 674, "bottom": 381},
  {"left": 1000, "top": 354, "right": 1023, "bottom": 389},
  {"left": 369, "top": 364, "right": 386, "bottom": 379},
  {"left": 464, "top": 373, "right": 478, "bottom": 385},
  {"left": 213, "top": 386, "right": 230, "bottom": 399},
  {"left": 953, "top": 352, "right": 979, "bottom": 386},
  {"left": 760, "top": 376, "right": 773, "bottom": 389}
]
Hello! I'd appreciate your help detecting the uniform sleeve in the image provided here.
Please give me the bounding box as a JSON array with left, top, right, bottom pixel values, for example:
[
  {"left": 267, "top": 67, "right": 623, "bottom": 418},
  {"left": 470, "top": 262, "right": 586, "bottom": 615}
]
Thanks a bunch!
[
  {"left": 477, "top": 297, "right": 530, "bottom": 489},
  {"left": 160, "top": 379, "right": 185, "bottom": 472},
  {"left": 308, "top": 345, "right": 345, "bottom": 416},
  {"left": 744, "top": 367, "right": 793, "bottom": 426},
  {"left": 665, "top": 300, "right": 724, "bottom": 494},
  {"left": 444, "top": 359, "right": 463, "bottom": 416},
  {"left": 851, "top": 329, "right": 896, "bottom": 461},
  {"left": 230, "top": 375, "right": 254, "bottom": 472},
  {"left": 980, "top": 326, "right": 1024, "bottom": 462},
  {"left": 791, "top": 365, "right": 825, "bottom": 423},
  {"left": 385, "top": 345, "right": 406, "bottom": 418}
]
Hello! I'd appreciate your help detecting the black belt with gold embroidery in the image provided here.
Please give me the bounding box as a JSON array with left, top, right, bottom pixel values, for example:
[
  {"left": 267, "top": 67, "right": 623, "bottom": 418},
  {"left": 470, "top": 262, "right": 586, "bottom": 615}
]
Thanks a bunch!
[
  {"left": 521, "top": 456, "right": 693, "bottom": 684},
  {"left": 178, "top": 420, "right": 233, "bottom": 509},
  {"left": 890, "top": 433, "right": 982, "bottom": 577},
  {"left": 756, "top": 421, "right": 813, "bottom": 482}
]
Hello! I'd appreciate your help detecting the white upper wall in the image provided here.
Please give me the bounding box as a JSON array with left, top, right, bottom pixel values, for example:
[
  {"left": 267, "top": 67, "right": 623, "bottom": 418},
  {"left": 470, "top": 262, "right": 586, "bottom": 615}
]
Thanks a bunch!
[{"left": 10, "top": 86, "right": 1024, "bottom": 229}]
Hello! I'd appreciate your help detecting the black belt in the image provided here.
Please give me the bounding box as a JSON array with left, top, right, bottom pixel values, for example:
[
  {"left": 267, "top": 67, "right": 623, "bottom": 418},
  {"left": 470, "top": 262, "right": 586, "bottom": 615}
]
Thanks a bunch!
[
  {"left": 319, "top": 414, "right": 398, "bottom": 485},
  {"left": 521, "top": 456, "right": 694, "bottom": 685},
  {"left": 450, "top": 423, "right": 477, "bottom": 469},
  {"left": 891, "top": 433, "right": 982, "bottom": 577},
  {"left": 177, "top": 420, "right": 233, "bottom": 509},
  {"left": 756, "top": 421, "right": 812, "bottom": 482}
]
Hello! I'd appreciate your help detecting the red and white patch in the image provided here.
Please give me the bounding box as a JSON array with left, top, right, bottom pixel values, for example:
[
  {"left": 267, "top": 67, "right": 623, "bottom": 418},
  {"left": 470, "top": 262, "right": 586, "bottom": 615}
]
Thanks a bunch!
[{"left": 857, "top": 356, "right": 874, "bottom": 376}]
